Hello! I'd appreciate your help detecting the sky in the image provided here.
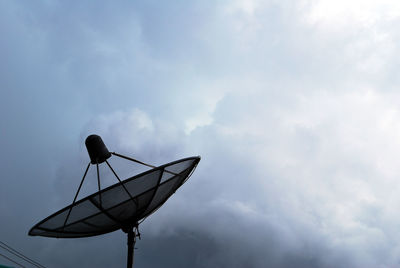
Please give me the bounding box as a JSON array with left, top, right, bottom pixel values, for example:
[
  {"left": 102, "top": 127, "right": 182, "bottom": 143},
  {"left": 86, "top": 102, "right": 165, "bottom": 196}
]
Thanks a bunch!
[{"left": 1, "top": 0, "right": 400, "bottom": 267}]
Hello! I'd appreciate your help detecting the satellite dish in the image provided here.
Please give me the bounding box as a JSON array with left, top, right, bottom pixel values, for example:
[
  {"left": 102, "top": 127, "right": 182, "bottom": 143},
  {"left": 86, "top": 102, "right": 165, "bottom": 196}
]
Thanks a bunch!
[{"left": 29, "top": 135, "right": 200, "bottom": 268}]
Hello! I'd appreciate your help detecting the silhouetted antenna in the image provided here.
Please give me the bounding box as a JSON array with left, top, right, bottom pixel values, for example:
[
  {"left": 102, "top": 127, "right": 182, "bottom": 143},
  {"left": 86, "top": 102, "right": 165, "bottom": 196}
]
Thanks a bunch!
[{"left": 29, "top": 135, "right": 200, "bottom": 268}]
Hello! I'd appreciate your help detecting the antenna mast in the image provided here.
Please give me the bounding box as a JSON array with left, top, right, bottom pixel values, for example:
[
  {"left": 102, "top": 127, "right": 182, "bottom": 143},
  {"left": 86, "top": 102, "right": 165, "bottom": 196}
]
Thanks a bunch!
[{"left": 123, "top": 224, "right": 140, "bottom": 268}]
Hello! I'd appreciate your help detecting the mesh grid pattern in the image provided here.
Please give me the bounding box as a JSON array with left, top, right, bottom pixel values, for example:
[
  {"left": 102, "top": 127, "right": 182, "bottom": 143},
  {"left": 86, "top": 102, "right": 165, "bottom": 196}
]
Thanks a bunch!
[{"left": 29, "top": 157, "right": 200, "bottom": 238}]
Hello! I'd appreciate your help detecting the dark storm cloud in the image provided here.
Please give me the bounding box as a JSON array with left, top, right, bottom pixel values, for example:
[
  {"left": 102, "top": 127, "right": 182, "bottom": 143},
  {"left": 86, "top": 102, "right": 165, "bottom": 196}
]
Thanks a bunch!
[{"left": 2, "top": 1, "right": 400, "bottom": 268}]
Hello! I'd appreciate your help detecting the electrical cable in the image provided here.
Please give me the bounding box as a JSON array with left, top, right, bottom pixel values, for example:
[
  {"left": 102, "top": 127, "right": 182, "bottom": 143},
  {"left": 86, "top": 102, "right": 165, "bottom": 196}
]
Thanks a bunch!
[
  {"left": 0, "top": 241, "right": 46, "bottom": 268},
  {"left": 0, "top": 244, "right": 41, "bottom": 268},
  {"left": 0, "top": 252, "right": 25, "bottom": 268}
]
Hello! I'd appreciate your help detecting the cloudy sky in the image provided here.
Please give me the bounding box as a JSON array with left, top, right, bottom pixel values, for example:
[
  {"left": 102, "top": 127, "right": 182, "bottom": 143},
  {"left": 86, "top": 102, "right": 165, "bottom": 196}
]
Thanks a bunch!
[{"left": 2, "top": 0, "right": 400, "bottom": 267}]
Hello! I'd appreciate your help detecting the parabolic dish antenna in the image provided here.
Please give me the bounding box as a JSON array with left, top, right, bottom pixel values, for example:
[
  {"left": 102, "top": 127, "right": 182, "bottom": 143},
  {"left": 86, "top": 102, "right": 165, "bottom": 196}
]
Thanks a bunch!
[{"left": 29, "top": 135, "right": 200, "bottom": 268}]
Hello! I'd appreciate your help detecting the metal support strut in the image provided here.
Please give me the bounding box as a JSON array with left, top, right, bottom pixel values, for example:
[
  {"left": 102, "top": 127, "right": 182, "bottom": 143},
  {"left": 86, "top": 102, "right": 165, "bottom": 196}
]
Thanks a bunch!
[
  {"left": 63, "top": 162, "right": 91, "bottom": 230},
  {"left": 124, "top": 224, "right": 140, "bottom": 268}
]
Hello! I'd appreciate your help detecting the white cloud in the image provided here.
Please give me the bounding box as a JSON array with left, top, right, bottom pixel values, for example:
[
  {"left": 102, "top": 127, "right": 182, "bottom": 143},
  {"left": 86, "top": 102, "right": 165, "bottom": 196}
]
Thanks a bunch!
[
  {"left": 82, "top": 83, "right": 400, "bottom": 266},
  {"left": 304, "top": 0, "right": 400, "bottom": 29}
]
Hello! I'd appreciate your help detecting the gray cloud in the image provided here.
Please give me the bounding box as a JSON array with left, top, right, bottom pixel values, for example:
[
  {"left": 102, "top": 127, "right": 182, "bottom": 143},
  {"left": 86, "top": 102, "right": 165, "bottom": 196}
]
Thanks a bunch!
[{"left": 2, "top": 1, "right": 400, "bottom": 267}]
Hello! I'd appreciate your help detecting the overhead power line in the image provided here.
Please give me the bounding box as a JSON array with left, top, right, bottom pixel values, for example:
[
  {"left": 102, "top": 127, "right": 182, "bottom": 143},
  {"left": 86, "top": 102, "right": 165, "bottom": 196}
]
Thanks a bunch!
[
  {"left": 0, "top": 252, "right": 25, "bottom": 268},
  {"left": 0, "top": 241, "right": 46, "bottom": 268}
]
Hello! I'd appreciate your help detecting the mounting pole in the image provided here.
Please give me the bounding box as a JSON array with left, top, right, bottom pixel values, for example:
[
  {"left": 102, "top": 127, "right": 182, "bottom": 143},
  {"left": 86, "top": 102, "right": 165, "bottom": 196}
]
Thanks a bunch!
[
  {"left": 123, "top": 223, "right": 139, "bottom": 268},
  {"left": 127, "top": 227, "right": 135, "bottom": 268}
]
